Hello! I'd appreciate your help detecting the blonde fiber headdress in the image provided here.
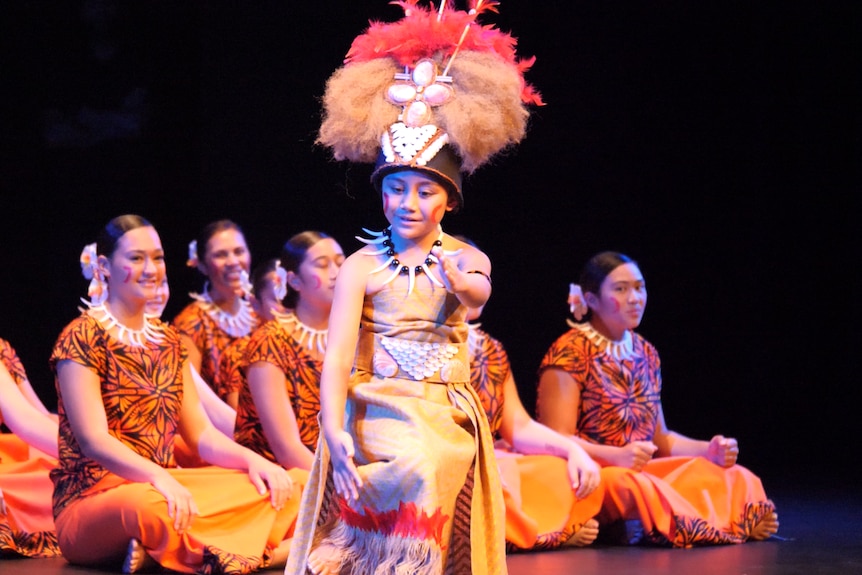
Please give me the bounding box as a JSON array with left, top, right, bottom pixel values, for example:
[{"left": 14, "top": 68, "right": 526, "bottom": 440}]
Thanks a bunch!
[{"left": 317, "top": 0, "right": 543, "bottom": 208}]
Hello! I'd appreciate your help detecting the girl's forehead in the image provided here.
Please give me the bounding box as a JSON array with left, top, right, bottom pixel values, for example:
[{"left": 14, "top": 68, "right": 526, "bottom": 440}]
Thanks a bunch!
[
  {"left": 207, "top": 229, "right": 246, "bottom": 249},
  {"left": 118, "top": 226, "right": 162, "bottom": 251},
  {"left": 604, "top": 263, "right": 643, "bottom": 284}
]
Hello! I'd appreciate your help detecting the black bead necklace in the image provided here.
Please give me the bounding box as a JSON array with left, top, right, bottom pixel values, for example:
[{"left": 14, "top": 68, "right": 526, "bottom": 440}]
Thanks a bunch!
[{"left": 381, "top": 227, "right": 443, "bottom": 276}]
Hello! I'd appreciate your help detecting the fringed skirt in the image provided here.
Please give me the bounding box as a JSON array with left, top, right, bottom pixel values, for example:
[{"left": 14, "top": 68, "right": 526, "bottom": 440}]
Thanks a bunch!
[{"left": 285, "top": 376, "right": 507, "bottom": 575}]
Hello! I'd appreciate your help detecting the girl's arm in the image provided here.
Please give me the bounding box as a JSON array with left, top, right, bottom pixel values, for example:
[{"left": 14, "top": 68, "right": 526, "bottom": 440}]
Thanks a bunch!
[
  {"left": 178, "top": 360, "right": 293, "bottom": 509},
  {"left": 246, "top": 361, "right": 314, "bottom": 470},
  {"left": 537, "top": 367, "right": 657, "bottom": 470},
  {"left": 0, "top": 363, "right": 58, "bottom": 458},
  {"left": 318, "top": 255, "right": 366, "bottom": 501},
  {"left": 498, "top": 369, "right": 600, "bottom": 498},
  {"left": 432, "top": 243, "right": 492, "bottom": 309},
  {"left": 652, "top": 405, "right": 739, "bottom": 466},
  {"left": 190, "top": 363, "right": 235, "bottom": 437}
]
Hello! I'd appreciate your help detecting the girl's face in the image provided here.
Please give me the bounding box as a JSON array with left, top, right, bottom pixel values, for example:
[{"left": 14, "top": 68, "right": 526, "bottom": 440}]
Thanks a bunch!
[
  {"left": 146, "top": 279, "right": 170, "bottom": 317},
  {"left": 289, "top": 238, "right": 345, "bottom": 309},
  {"left": 381, "top": 172, "right": 455, "bottom": 239},
  {"left": 201, "top": 228, "right": 251, "bottom": 296},
  {"left": 102, "top": 226, "right": 165, "bottom": 305},
  {"left": 588, "top": 262, "right": 647, "bottom": 337}
]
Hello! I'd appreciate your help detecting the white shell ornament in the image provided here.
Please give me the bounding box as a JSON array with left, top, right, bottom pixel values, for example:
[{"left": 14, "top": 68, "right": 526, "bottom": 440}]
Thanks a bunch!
[{"left": 373, "top": 349, "right": 399, "bottom": 378}]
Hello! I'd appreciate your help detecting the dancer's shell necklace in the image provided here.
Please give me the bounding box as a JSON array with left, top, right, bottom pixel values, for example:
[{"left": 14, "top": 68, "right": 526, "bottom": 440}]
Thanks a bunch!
[
  {"left": 272, "top": 309, "right": 327, "bottom": 354},
  {"left": 189, "top": 289, "right": 258, "bottom": 338},
  {"left": 567, "top": 319, "right": 635, "bottom": 361},
  {"left": 356, "top": 226, "right": 460, "bottom": 294},
  {"left": 87, "top": 303, "right": 165, "bottom": 347}
]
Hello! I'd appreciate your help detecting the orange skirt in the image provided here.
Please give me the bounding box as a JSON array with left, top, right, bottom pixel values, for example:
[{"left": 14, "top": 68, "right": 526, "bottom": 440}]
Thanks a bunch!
[
  {"left": 0, "top": 457, "right": 59, "bottom": 557},
  {"left": 54, "top": 466, "right": 307, "bottom": 573},
  {"left": 0, "top": 433, "right": 30, "bottom": 463},
  {"left": 498, "top": 451, "right": 604, "bottom": 551},
  {"left": 599, "top": 456, "right": 775, "bottom": 547}
]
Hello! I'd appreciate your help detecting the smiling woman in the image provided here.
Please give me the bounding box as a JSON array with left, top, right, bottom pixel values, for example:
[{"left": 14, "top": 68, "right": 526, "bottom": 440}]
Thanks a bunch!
[
  {"left": 171, "top": 220, "right": 260, "bottom": 403},
  {"left": 49, "top": 214, "right": 305, "bottom": 573}
]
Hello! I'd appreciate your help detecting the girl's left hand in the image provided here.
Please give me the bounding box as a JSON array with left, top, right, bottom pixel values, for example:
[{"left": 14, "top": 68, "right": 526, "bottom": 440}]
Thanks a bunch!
[
  {"left": 566, "top": 446, "right": 601, "bottom": 499},
  {"left": 706, "top": 435, "right": 739, "bottom": 467},
  {"left": 431, "top": 246, "right": 466, "bottom": 293},
  {"left": 247, "top": 457, "right": 294, "bottom": 509}
]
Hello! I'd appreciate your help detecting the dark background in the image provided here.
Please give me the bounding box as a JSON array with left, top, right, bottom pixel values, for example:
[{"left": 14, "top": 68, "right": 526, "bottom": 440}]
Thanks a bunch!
[{"left": 1, "top": 1, "right": 856, "bottom": 489}]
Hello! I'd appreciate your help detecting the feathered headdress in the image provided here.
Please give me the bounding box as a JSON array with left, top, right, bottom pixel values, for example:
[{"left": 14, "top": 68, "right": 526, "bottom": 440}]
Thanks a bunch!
[{"left": 317, "top": 0, "right": 543, "bottom": 209}]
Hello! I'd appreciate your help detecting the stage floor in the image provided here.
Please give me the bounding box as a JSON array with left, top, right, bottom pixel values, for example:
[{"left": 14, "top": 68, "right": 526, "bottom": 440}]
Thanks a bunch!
[{"left": 5, "top": 481, "right": 860, "bottom": 575}]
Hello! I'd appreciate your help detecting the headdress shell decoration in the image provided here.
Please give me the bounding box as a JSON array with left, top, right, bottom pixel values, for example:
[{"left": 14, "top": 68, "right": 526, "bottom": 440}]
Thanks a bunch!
[{"left": 317, "top": 0, "right": 543, "bottom": 209}]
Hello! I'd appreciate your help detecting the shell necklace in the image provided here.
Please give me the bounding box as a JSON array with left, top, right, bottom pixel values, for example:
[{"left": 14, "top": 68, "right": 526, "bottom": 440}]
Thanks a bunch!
[
  {"left": 87, "top": 303, "right": 164, "bottom": 347},
  {"left": 567, "top": 319, "right": 635, "bottom": 361},
  {"left": 356, "top": 225, "right": 460, "bottom": 294},
  {"left": 272, "top": 309, "right": 327, "bottom": 354},
  {"left": 189, "top": 288, "right": 258, "bottom": 338}
]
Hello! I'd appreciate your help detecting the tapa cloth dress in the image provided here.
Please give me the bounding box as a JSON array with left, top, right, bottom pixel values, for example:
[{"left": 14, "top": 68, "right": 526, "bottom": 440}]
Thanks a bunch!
[{"left": 285, "top": 284, "right": 507, "bottom": 575}]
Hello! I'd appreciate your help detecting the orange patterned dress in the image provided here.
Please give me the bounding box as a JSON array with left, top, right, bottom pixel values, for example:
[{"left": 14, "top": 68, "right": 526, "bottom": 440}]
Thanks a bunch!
[
  {"left": 0, "top": 338, "right": 60, "bottom": 558},
  {"left": 468, "top": 325, "right": 603, "bottom": 551},
  {"left": 234, "top": 317, "right": 323, "bottom": 460},
  {"left": 49, "top": 313, "right": 302, "bottom": 573},
  {"left": 172, "top": 295, "right": 259, "bottom": 399},
  {"left": 538, "top": 324, "right": 776, "bottom": 547}
]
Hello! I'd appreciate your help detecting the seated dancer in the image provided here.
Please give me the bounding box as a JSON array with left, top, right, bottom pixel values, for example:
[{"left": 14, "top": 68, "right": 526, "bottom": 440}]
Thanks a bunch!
[
  {"left": 0, "top": 337, "right": 60, "bottom": 558},
  {"left": 51, "top": 214, "right": 305, "bottom": 573},
  {"left": 172, "top": 219, "right": 260, "bottom": 402},
  {"left": 234, "top": 231, "right": 345, "bottom": 470},
  {"left": 456, "top": 234, "right": 602, "bottom": 551},
  {"left": 537, "top": 251, "right": 779, "bottom": 547}
]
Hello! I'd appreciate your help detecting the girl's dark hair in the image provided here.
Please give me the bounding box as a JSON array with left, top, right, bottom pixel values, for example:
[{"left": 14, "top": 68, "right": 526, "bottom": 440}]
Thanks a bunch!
[
  {"left": 97, "top": 214, "right": 153, "bottom": 258},
  {"left": 250, "top": 258, "right": 282, "bottom": 300},
  {"left": 579, "top": 251, "right": 637, "bottom": 296},
  {"left": 280, "top": 230, "right": 331, "bottom": 308},
  {"left": 195, "top": 219, "right": 245, "bottom": 260}
]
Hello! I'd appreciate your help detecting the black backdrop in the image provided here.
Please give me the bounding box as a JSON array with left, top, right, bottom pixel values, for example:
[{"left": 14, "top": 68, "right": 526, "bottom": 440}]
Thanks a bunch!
[{"left": 2, "top": 1, "right": 856, "bottom": 488}]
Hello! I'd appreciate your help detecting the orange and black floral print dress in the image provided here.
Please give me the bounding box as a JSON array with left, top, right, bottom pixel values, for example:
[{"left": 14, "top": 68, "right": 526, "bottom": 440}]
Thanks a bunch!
[
  {"left": 172, "top": 298, "right": 259, "bottom": 399},
  {"left": 0, "top": 338, "right": 60, "bottom": 558},
  {"left": 468, "top": 325, "right": 603, "bottom": 552},
  {"left": 538, "top": 323, "right": 776, "bottom": 547},
  {"left": 234, "top": 317, "right": 323, "bottom": 460},
  {"left": 49, "top": 313, "right": 302, "bottom": 574}
]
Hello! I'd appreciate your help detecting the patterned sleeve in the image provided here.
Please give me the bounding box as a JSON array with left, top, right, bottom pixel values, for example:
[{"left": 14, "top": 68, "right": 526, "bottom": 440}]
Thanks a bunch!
[
  {"left": 49, "top": 316, "right": 107, "bottom": 376},
  {"left": 0, "top": 337, "right": 29, "bottom": 386},
  {"left": 538, "top": 330, "right": 589, "bottom": 382},
  {"left": 215, "top": 337, "right": 248, "bottom": 398},
  {"left": 171, "top": 303, "right": 205, "bottom": 348}
]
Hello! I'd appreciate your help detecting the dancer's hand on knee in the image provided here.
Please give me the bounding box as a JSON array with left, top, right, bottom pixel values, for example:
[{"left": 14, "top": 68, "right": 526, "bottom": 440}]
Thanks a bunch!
[
  {"left": 566, "top": 446, "right": 601, "bottom": 499},
  {"left": 328, "top": 430, "right": 362, "bottom": 502},
  {"left": 152, "top": 471, "right": 198, "bottom": 533},
  {"left": 707, "top": 435, "right": 738, "bottom": 468},
  {"left": 248, "top": 456, "right": 293, "bottom": 509}
]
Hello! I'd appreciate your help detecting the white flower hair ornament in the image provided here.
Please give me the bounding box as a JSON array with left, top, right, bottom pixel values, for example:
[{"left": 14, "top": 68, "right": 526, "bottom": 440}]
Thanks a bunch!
[
  {"left": 274, "top": 260, "right": 288, "bottom": 301},
  {"left": 186, "top": 240, "right": 199, "bottom": 268},
  {"left": 239, "top": 269, "right": 253, "bottom": 300},
  {"left": 80, "top": 242, "right": 108, "bottom": 306}
]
